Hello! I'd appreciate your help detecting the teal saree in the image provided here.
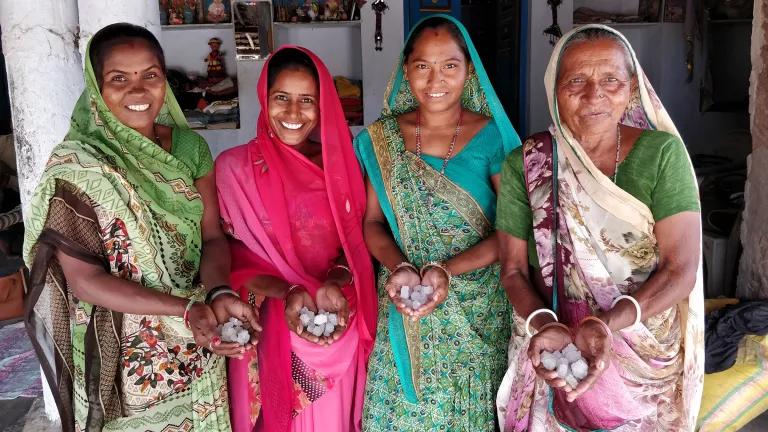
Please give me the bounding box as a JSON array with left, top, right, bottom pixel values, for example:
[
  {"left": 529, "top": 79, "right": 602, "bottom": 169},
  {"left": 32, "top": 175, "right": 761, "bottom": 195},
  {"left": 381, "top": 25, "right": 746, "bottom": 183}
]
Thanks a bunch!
[{"left": 354, "top": 14, "right": 521, "bottom": 431}]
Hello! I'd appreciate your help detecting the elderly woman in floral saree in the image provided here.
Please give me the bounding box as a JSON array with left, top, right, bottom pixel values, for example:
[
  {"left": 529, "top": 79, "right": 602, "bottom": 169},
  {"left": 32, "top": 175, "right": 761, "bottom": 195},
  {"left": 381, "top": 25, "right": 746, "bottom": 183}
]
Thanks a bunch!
[
  {"left": 23, "top": 23, "right": 258, "bottom": 432},
  {"left": 495, "top": 25, "right": 704, "bottom": 431},
  {"left": 355, "top": 15, "right": 520, "bottom": 431}
]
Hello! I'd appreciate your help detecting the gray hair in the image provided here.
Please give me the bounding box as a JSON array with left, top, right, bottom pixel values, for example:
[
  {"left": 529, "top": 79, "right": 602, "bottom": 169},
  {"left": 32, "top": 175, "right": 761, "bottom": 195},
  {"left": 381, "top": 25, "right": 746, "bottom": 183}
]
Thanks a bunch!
[{"left": 560, "top": 27, "right": 636, "bottom": 77}]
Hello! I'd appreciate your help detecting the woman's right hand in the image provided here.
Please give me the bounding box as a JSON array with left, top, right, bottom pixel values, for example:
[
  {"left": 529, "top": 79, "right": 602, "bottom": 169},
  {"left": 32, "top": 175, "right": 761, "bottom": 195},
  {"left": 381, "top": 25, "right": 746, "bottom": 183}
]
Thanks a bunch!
[
  {"left": 384, "top": 266, "right": 422, "bottom": 318},
  {"left": 527, "top": 323, "right": 573, "bottom": 391},
  {"left": 284, "top": 287, "right": 324, "bottom": 345},
  {"left": 187, "top": 302, "right": 247, "bottom": 359}
]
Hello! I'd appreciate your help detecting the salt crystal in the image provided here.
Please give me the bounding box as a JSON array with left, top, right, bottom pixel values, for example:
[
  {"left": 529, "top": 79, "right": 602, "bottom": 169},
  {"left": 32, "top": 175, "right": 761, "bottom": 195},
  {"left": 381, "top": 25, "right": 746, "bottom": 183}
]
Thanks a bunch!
[
  {"left": 400, "top": 286, "right": 411, "bottom": 299},
  {"left": 563, "top": 343, "right": 579, "bottom": 353},
  {"left": 422, "top": 285, "right": 434, "bottom": 296},
  {"left": 556, "top": 363, "right": 569, "bottom": 378},
  {"left": 328, "top": 314, "right": 338, "bottom": 326},
  {"left": 571, "top": 358, "right": 588, "bottom": 379},
  {"left": 412, "top": 300, "right": 422, "bottom": 310},
  {"left": 220, "top": 317, "right": 250, "bottom": 344},
  {"left": 300, "top": 313, "right": 312, "bottom": 326},
  {"left": 556, "top": 357, "right": 569, "bottom": 368},
  {"left": 565, "top": 349, "right": 581, "bottom": 363},
  {"left": 314, "top": 314, "right": 328, "bottom": 325},
  {"left": 310, "top": 325, "right": 324, "bottom": 337},
  {"left": 541, "top": 356, "right": 557, "bottom": 371},
  {"left": 236, "top": 329, "right": 250, "bottom": 345},
  {"left": 565, "top": 374, "right": 579, "bottom": 389}
]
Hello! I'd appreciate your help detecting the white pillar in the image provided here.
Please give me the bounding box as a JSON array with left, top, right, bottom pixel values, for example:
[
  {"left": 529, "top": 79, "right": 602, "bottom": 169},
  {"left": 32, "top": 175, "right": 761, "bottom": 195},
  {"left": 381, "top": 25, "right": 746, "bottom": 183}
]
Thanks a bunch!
[
  {"left": 77, "top": 0, "right": 161, "bottom": 61},
  {"left": 0, "top": 0, "right": 83, "bottom": 207},
  {"left": 1, "top": 0, "right": 82, "bottom": 423}
]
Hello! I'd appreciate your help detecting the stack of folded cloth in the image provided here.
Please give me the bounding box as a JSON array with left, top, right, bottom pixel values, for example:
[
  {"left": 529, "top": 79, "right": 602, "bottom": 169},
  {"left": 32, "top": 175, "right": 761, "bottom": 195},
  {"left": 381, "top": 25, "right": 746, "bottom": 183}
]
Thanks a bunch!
[
  {"left": 334, "top": 76, "right": 363, "bottom": 126},
  {"left": 183, "top": 98, "right": 240, "bottom": 130}
]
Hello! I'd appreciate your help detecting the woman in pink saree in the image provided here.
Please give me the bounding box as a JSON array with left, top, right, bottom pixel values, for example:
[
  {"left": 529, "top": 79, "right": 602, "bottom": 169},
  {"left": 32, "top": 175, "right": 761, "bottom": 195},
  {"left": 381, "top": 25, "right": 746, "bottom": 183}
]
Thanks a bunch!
[{"left": 215, "top": 47, "right": 377, "bottom": 432}]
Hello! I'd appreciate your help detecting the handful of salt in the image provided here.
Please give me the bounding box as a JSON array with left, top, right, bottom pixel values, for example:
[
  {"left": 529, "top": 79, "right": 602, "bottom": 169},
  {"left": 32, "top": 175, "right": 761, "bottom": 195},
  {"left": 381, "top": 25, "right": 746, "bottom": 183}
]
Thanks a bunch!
[
  {"left": 219, "top": 317, "right": 252, "bottom": 345},
  {"left": 299, "top": 307, "right": 339, "bottom": 338},
  {"left": 540, "top": 343, "right": 589, "bottom": 389},
  {"left": 398, "top": 285, "right": 435, "bottom": 310}
]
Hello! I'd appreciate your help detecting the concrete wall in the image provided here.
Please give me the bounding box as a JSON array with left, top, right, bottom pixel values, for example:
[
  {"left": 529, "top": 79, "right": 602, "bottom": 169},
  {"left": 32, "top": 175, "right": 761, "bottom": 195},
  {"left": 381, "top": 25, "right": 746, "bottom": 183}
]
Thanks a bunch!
[
  {"left": 737, "top": 0, "right": 768, "bottom": 299},
  {"left": 524, "top": 1, "right": 750, "bottom": 157}
]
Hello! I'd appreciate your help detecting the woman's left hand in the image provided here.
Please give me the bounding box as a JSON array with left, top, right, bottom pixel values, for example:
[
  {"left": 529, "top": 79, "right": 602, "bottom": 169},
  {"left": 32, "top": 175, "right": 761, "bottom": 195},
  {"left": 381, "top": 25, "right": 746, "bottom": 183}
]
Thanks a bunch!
[
  {"left": 410, "top": 267, "right": 449, "bottom": 319},
  {"left": 567, "top": 319, "right": 612, "bottom": 402},
  {"left": 315, "top": 282, "right": 350, "bottom": 345},
  {"left": 210, "top": 294, "right": 262, "bottom": 350}
]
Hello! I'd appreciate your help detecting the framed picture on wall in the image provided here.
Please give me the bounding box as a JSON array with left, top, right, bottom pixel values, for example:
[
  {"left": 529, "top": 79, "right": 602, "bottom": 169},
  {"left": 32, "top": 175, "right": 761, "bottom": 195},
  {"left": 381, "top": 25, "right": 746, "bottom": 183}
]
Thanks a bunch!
[
  {"left": 205, "top": 0, "right": 231, "bottom": 23},
  {"left": 419, "top": 0, "right": 452, "bottom": 12}
]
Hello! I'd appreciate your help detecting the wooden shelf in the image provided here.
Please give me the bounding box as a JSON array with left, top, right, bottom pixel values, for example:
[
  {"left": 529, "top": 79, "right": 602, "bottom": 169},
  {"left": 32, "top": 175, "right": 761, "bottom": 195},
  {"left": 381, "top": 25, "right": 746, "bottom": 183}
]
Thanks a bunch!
[
  {"left": 273, "top": 21, "right": 361, "bottom": 28},
  {"left": 161, "top": 23, "right": 234, "bottom": 30}
]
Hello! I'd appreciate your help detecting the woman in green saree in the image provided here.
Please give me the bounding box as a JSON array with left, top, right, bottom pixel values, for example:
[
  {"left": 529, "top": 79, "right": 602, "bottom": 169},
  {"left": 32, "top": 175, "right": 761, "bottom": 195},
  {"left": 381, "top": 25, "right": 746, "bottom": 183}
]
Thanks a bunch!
[
  {"left": 355, "top": 15, "right": 521, "bottom": 431},
  {"left": 23, "top": 23, "right": 259, "bottom": 431}
]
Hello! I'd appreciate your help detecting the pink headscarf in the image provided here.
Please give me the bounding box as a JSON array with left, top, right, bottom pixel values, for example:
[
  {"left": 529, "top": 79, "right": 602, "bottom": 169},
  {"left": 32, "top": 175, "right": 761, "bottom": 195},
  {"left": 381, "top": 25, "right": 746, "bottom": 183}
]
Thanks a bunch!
[{"left": 216, "top": 46, "right": 377, "bottom": 432}]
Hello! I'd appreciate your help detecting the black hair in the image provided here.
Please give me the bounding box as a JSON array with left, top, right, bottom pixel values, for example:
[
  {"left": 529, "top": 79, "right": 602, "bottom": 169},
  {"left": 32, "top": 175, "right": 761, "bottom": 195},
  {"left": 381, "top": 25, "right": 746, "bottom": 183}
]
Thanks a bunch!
[
  {"left": 267, "top": 48, "right": 319, "bottom": 91},
  {"left": 402, "top": 16, "right": 470, "bottom": 62},
  {"left": 89, "top": 23, "right": 166, "bottom": 89}
]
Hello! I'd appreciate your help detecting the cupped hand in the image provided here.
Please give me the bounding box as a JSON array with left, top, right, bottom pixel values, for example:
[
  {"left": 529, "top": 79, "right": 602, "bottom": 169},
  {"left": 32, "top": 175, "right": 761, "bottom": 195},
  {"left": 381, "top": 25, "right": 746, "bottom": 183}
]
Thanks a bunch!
[
  {"left": 210, "top": 293, "right": 262, "bottom": 349},
  {"left": 188, "top": 302, "right": 247, "bottom": 359},
  {"left": 567, "top": 319, "right": 612, "bottom": 402},
  {"left": 284, "top": 287, "right": 326, "bottom": 345},
  {"left": 315, "top": 282, "right": 351, "bottom": 345},
  {"left": 527, "top": 323, "right": 573, "bottom": 391},
  {"left": 408, "top": 267, "right": 449, "bottom": 319},
  {"left": 384, "top": 267, "right": 421, "bottom": 317}
]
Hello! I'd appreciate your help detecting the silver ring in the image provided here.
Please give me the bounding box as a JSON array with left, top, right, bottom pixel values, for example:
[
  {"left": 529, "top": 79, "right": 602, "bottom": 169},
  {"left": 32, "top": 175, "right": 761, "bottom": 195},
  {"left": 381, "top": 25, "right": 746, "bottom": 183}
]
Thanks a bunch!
[
  {"left": 599, "top": 94, "right": 605, "bottom": 99},
  {"left": 208, "top": 341, "right": 214, "bottom": 350}
]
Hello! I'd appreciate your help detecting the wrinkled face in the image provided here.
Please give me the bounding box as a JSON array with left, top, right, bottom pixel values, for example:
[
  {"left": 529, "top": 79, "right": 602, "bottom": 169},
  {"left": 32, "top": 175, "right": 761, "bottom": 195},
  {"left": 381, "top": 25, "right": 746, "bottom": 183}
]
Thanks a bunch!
[
  {"left": 267, "top": 67, "right": 319, "bottom": 146},
  {"left": 99, "top": 40, "right": 166, "bottom": 131},
  {"left": 404, "top": 27, "right": 468, "bottom": 114},
  {"left": 556, "top": 39, "right": 636, "bottom": 138}
]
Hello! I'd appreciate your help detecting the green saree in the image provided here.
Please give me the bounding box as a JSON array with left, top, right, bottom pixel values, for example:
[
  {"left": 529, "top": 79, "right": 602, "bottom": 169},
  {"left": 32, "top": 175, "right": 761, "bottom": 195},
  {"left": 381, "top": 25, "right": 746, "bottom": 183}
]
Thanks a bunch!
[
  {"left": 355, "top": 14, "right": 521, "bottom": 431},
  {"left": 23, "top": 39, "right": 230, "bottom": 431}
]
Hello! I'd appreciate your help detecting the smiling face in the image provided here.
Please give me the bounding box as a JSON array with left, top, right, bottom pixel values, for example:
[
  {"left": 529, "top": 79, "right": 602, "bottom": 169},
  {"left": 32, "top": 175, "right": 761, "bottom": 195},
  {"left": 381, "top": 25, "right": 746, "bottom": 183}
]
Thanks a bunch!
[
  {"left": 404, "top": 26, "right": 469, "bottom": 114},
  {"left": 99, "top": 39, "right": 166, "bottom": 132},
  {"left": 556, "top": 38, "right": 636, "bottom": 138},
  {"left": 267, "top": 67, "right": 319, "bottom": 146}
]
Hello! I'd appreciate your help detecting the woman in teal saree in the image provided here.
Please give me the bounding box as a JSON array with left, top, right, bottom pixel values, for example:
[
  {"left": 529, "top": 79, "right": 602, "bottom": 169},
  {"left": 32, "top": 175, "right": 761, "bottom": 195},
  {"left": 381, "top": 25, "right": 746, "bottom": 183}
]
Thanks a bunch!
[{"left": 355, "top": 15, "right": 521, "bottom": 431}]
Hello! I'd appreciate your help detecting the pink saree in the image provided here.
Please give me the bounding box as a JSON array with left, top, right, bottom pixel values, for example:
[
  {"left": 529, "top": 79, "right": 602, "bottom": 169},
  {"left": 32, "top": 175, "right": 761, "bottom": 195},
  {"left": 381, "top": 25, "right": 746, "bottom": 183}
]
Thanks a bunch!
[{"left": 215, "top": 46, "right": 377, "bottom": 432}]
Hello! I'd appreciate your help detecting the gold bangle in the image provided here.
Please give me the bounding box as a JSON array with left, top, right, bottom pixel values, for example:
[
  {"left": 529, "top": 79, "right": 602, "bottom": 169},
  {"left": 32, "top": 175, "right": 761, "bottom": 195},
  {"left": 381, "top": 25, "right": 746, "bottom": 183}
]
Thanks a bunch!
[
  {"left": 284, "top": 284, "right": 305, "bottom": 300},
  {"left": 420, "top": 261, "right": 452, "bottom": 282},
  {"left": 392, "top": 262, "right": 419, "bottom": 275},
  {"left": 327, "top": 264, "right": 354, "bottom": 285}
]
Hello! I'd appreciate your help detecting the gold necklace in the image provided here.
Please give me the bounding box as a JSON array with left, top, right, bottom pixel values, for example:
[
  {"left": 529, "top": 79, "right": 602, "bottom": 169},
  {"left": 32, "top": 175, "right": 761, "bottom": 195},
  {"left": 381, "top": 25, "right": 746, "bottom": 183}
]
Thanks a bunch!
[{"left": 415, "top": 109, "right": 464, "bottom": 175}]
